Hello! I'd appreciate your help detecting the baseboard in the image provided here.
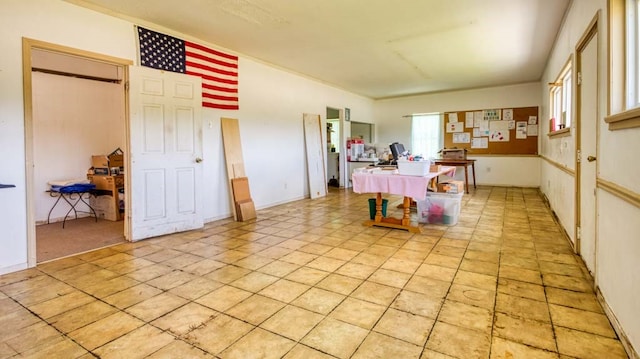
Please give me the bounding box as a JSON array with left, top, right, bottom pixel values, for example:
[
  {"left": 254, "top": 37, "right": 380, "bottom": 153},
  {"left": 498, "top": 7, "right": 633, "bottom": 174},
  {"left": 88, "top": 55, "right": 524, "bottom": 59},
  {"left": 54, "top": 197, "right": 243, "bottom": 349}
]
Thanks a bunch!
[
  {"left": 596, "top": 287, "right": 639, "bottom": 359},
  {"left": 0, "top": 262, "right": 28, "bottom": 276}
]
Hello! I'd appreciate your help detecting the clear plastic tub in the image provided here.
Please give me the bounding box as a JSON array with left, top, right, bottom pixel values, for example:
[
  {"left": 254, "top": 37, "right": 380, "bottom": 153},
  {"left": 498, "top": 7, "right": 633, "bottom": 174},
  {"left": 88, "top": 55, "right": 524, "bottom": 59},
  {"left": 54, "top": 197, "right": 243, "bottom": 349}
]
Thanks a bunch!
[{"left": 417, "top": 192, "right": 463, "bottom": 225}]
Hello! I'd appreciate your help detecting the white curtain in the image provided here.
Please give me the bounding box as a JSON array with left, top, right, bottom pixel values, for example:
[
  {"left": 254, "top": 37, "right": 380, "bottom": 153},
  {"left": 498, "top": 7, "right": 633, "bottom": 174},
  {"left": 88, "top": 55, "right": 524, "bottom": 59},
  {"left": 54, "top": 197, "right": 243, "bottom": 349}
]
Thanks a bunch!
[{"left": 411, "top": 113, "right": 443, "bottom": 159}]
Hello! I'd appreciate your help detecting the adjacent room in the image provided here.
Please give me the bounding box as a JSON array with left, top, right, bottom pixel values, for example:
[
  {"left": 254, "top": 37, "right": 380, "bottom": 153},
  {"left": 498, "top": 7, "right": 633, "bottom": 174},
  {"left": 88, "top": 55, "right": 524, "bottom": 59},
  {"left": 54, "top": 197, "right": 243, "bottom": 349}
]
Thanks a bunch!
[{"left": 0, "top": 1, "right": 638, "bottom": 358}]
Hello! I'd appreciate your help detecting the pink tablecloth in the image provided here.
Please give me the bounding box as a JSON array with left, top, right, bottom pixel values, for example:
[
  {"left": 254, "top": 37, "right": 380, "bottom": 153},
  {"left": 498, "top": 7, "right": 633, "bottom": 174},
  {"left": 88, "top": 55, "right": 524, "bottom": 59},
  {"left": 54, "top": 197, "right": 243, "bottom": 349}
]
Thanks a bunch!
[{"left": 351, "top": 166, "right": 456, "bottom": 200}]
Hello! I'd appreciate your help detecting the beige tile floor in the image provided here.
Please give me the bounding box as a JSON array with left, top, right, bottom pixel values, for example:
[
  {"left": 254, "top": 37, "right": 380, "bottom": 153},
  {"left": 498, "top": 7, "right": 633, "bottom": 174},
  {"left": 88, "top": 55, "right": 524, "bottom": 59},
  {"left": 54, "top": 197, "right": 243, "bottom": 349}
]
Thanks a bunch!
[{"left": 0, "top": 187, "right": 630, "bottom": 358}]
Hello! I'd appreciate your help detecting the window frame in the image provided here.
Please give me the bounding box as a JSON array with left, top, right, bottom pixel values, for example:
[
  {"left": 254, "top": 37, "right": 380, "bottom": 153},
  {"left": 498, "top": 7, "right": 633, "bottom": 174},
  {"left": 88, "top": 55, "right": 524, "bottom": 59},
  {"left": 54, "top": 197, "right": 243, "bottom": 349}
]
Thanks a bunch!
[
  {"left": 606, "top": 0, "right": 640, "bottom": 129},
  {"left": 548, "top": 59, "right": 573, "bottom": 137}
]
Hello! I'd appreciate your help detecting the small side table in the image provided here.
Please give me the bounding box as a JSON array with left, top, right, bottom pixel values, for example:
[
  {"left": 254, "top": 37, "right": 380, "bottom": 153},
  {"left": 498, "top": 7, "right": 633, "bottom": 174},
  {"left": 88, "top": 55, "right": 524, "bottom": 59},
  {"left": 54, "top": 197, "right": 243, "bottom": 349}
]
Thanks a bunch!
[
  {"left": 432, "top": 159, "right": 477, "bottom": 194},
  {"left": 47, "top": 186, "right": 97, "bottom": 228}
]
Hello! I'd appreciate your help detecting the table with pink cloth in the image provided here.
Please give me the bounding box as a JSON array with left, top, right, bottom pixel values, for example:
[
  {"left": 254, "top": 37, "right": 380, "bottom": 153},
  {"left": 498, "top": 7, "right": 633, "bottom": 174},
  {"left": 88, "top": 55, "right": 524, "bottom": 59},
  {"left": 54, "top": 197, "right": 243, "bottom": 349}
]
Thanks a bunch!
[{"left": 351, "top": 166, "right": 456, "bottom": 232}]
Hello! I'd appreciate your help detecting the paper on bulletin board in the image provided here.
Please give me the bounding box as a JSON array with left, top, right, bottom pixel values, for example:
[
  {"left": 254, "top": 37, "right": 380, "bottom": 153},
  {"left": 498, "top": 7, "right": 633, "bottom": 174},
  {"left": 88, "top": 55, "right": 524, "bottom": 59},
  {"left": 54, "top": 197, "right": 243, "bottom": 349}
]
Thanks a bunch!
[
  {"left": 474, "top": 111, "right": 483, "bottom": 123},
  {"left": 516, "top": 121, "right": 527, "bottom": 139},
  {"left": 471, "top": 137, "right": 488, "bottom": 148},
  {"left": 452, "top": 132, "right": 471, "bottom": 143},
  {"left": 465, "top": 112, "right": 474, "bottom": 128},
  {"left": 508, "top": 120, "right": 515, "bottom": 130},
  {"left": 503, "top": 109, "right": 513, "bottom": 121},
  {"left": 527, "top": 124, "right": 538, "bottom": 136},
  {"left": 446, "top": 122, "right": 464, "bottom": 133},
  {"left": 528, "top": 116, "right": 537, "bottom": 125},
  {"left": 483, "top": 109, "right": 501, "bottom": 121},
  {"left": 448, "top": 113, "right": 458, "bottom": 122},
  {"left": 476, "top": 120, "right": 490, "bottom": 136},
  {"left": 489, "top": 120, "right": 510, "bottom": 142}
]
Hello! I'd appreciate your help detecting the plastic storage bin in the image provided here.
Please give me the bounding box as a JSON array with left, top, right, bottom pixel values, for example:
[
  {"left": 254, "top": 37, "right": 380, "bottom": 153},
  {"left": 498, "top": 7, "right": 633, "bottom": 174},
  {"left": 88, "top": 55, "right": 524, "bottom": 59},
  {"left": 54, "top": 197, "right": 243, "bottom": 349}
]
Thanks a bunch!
[
  {"left": 417, "top": 192, "right": 463, "bottom": 225},
  {"left": 368, "top": 198, "right": 388, "bottom": 219},
  {"left": 397, "top": 160, "right": 431, "bottom": 176}
]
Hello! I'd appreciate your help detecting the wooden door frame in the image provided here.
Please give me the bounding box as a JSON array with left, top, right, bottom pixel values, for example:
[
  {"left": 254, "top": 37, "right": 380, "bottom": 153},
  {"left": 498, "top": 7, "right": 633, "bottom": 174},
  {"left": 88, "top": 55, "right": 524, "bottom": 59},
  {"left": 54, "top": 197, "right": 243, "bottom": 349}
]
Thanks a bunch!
[
  {"left": 22, "top": 38, "right": 133, "bottom": 267},
  {"left": 574, "top": 13, "right": 599, "bottom": 262}
]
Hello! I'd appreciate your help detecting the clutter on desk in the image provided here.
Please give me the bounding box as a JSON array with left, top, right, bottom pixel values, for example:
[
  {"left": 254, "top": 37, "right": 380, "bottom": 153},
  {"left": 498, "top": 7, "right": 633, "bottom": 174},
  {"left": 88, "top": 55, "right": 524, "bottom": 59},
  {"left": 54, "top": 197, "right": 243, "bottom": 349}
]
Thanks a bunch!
[
  {"left": 86, "top": 148, "right": 125, "bottom": 221},
  {"left": 437, "top": 180, "right": 464, "bottom": 194},
  {"left": 439, "top": 148, "right": 467, "bottom": 160}
]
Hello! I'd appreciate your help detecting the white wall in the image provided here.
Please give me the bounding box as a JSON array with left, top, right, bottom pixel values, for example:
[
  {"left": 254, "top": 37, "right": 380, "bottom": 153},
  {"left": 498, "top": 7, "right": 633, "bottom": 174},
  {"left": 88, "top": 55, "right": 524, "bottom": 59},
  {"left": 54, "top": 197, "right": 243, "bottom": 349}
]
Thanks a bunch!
[
  {"left": 373, "top": 83, "right": 542, "bottom": 187},
  {"left": 539, "top": 0, "right": 640, "bottom": 355},
  {"left": 0, "top": 0, "right": 373, "bottom": 274}
]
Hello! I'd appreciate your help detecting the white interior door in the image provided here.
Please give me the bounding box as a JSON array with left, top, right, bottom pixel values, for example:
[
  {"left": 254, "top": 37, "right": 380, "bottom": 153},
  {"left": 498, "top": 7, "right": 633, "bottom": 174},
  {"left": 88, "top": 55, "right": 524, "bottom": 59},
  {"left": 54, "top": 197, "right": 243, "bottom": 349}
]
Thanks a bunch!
[
  {"left": 303, "top": 114, "right": 327, "bottom": 199},
  {"left": 578, "top": 29, "right": 598, "bottom": 273},
  {"left": 129, "top": 66, "right": 203, "bottom": 240}
]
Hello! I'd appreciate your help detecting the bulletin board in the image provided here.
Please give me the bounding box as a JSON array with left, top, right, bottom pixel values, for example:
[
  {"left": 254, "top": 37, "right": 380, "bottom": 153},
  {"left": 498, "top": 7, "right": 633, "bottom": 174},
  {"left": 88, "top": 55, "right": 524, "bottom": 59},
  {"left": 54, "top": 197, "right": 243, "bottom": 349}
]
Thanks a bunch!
[{"left": 443, "top": 106, "right": 539, "bottom": 155}]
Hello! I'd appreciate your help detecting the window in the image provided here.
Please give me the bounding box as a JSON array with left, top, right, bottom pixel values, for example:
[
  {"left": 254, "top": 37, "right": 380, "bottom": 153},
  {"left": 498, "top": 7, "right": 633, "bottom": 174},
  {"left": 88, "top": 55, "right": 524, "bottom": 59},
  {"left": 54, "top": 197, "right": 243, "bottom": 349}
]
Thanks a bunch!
[
  {"left": 411, "top": 113, "right": 443, "bottom": 159},
  {"left": 549, "top": 62, "right": 572, "bottom": 132},
  {"left": 606, "top": 0, "right": 640, "bottom": 129},
  {"left": 626, "top": 0, "right": 640, "bottom": 108}
]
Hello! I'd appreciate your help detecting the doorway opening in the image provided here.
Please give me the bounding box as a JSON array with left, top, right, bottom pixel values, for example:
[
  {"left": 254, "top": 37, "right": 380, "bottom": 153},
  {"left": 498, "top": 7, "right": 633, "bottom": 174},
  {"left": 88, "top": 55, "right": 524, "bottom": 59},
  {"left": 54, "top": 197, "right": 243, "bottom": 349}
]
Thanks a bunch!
[
  {"left": 326, "top": 107, "right": 341, "bottom": 188},
  {"left": 22, "top": 38, "right": 132, "bottom": 265}
]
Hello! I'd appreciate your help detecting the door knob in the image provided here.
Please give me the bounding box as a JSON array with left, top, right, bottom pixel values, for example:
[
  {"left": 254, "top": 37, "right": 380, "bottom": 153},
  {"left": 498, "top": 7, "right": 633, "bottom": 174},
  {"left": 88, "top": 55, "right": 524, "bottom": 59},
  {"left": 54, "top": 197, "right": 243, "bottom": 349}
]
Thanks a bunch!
[
  {"left": 587, "top": 156, "right": 596, "bottom": 162},
  {"left": 195, "top": 157, "right": 203, "bottom": 163}
]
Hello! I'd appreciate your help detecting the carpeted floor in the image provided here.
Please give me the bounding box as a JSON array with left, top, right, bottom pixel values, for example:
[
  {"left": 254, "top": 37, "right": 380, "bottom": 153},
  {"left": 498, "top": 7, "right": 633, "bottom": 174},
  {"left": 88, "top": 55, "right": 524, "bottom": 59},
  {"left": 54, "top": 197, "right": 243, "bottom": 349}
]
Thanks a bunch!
[{"left": 36, "top": 217, "right": 125, "bottom": 262}]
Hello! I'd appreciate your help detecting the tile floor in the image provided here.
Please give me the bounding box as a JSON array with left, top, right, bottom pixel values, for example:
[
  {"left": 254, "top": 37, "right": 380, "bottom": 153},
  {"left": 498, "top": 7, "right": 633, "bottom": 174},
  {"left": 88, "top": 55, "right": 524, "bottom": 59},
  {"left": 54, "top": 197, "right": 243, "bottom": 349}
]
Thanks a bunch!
[{"left": 0, "top": 187, "right": 630, "bottom": 358}]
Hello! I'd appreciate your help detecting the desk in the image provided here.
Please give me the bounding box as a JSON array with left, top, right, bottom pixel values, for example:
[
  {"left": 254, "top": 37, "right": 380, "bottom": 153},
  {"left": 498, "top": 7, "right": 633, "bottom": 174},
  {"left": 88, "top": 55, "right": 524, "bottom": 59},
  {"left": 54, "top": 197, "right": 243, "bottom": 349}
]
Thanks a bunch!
[
  {"left": 352, "top": 166, "right": 455, "bottom": 233},
  {"left": 433, "top": 159, "right": 476, "bottom": 194},
  {"left": 47, "top": 187, "right": 97, "bottom": 228}
]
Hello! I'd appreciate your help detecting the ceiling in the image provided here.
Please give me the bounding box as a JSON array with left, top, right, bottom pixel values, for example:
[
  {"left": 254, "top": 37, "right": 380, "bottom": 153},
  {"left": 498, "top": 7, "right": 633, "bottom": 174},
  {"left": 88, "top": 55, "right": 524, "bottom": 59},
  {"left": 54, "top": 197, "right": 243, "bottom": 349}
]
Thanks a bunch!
[{"left": 68, "top": 0, "right": 571, "bottom": 100}]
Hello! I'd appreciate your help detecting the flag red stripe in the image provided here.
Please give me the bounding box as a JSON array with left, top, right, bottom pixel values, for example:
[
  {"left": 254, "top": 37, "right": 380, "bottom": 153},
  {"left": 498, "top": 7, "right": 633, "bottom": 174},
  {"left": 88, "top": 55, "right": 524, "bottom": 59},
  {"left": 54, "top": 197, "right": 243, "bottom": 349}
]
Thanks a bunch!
[
  {"left": 203, "top": 102, "right": 239, "bottom": 110},
  {"left": 185, "top": 70, "right": 238, "bottom": 85},
  {"left": 202, "top": 83, "right": 237, "bottom": 93},
  {"left": 185, "top": 54, "right": 237, "bottom": 75},
  {"left": 203, "top": 92, "right": 238, "bottom": 102},
  {"left": 186, "top": 41, "right": 237, "bottom": 61}
]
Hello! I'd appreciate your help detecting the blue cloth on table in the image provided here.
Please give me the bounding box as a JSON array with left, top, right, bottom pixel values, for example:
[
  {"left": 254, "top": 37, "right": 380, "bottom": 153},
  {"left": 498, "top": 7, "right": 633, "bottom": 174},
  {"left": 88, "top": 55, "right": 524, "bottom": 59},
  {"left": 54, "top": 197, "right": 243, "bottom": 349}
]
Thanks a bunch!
[{"left": 50, "top": 183, "right": 96, "bottom": 193}]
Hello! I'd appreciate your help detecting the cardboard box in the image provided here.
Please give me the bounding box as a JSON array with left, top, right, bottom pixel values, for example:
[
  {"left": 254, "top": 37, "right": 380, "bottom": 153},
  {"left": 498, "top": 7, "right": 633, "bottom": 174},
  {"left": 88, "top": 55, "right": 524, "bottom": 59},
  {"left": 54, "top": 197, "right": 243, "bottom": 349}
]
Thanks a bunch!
[
  {"left": 437, "top": 180, "right": 464, "bottom": 194},
  {"left": 108, "top": 154, "right": 124, "bottom": 168},
  {"left": 90, "top": 194, "right": 119, "bottom": 221},
  {"left": 429, "top": 164, "right": 442, "bottom": 172},
  {"left": 87, "top": 175, "right": 123, "bottom": 190},
  {"left": 441, "top": 148, "right": 467, "bottom": 160},
  {"left": 89, "top": 175, "right": 115, "bottom": 191}
]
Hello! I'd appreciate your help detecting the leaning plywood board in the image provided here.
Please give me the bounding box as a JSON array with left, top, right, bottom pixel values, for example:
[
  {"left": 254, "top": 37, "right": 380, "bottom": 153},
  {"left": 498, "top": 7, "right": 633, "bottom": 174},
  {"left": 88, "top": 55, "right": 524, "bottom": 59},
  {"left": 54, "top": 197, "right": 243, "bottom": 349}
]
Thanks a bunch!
[
  {"left": 303, "top": 113, "right": 327, "bottom": 199},
  {"left": 221, "top": 117, "right": 246, "bottom": 220}
]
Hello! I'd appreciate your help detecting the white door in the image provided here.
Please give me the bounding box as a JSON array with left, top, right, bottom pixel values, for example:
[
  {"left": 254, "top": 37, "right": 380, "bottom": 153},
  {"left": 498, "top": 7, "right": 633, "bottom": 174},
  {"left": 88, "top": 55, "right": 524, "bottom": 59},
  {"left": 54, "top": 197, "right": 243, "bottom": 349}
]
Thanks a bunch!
[
  {"left": 129, "top": 66, "right": 204, "bottom": 240},
  {"left": 577, "top": 28, "right": 598, "bottom": 273},
  {"left": 303, "top": 114, "right": 327, "bottom": 199}
]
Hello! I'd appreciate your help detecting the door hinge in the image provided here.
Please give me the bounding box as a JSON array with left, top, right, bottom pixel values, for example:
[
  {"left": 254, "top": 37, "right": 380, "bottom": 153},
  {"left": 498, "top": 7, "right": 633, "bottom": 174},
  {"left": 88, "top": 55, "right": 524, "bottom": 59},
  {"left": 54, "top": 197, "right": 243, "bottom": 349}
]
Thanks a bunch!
[
  {"left": 577, "top": 72, "right": 582, "bottom": 86},
  {"left": 125, "top": 81, "right": 130, "bottom": 91},
  {"left": 577, "top": 226, "right": 581, "bottom": 240},
  {"left": 577, "top": 149, "right": 581, "bottom": 163}
]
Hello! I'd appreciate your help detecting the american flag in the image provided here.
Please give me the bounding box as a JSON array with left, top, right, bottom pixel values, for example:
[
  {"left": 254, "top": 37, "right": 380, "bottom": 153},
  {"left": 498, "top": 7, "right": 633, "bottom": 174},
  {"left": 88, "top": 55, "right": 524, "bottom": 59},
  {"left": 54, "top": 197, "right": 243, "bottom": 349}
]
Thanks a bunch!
[{"left": 137, "top": 26, "right": 239, "bottom": 110}]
